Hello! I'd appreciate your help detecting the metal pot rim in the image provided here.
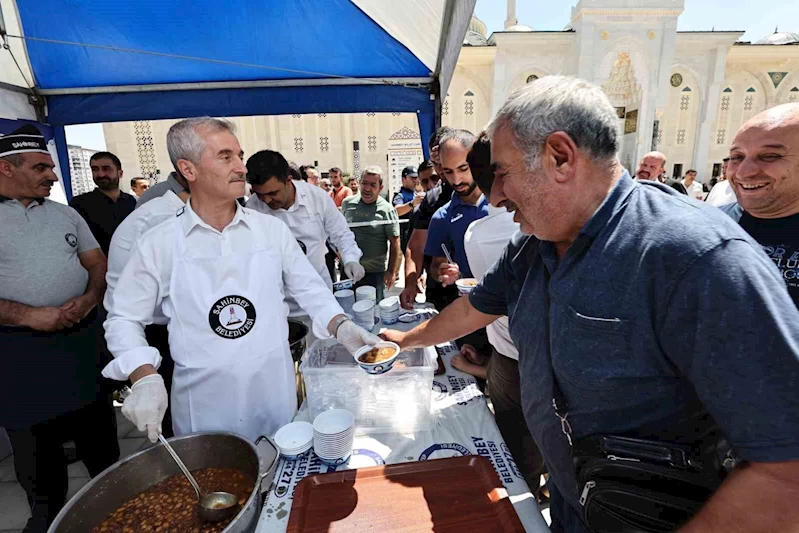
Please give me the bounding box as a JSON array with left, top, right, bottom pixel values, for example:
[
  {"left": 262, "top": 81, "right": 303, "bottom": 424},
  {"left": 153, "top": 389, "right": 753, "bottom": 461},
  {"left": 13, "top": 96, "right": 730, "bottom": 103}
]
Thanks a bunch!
[{"left": 48, "top": 430, "right": 269, "bottom": 533}]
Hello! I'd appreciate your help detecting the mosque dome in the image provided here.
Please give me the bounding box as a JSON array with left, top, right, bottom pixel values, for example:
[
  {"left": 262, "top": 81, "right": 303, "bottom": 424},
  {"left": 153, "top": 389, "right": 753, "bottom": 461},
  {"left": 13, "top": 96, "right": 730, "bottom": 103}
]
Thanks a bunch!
[
  {"left": 464, "top": 15, "right": 488, "bottom": 45},
  {"left": 755, "top": 31, "right": 799, "bottom": 45},
  {"left": 505, "top": 23, "right": 534, "bottom": 32}
]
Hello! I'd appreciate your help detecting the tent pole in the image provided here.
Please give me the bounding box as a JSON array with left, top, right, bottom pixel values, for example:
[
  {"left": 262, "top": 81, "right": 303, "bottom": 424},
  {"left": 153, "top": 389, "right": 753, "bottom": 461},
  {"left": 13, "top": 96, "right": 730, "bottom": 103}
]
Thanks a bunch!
[{"left": 52, "top": 126, "right": 73, "bottom": 201}]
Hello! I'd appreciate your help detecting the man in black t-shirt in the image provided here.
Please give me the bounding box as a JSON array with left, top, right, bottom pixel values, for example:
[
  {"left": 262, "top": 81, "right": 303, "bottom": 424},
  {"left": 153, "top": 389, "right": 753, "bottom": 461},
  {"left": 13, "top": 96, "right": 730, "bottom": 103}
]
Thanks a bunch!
[{"left": 722, "top": 103, "right": 799, "bottom": 308}]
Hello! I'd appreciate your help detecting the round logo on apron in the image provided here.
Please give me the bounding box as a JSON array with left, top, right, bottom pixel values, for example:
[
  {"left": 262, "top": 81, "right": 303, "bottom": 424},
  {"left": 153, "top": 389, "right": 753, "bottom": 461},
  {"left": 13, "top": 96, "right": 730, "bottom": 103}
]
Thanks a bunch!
[
  {"left": 65, "top": 233, "right": 78, "bottom": 247},
  {"left": 208, "top": 295, "right": 257, "bottom": 339}
]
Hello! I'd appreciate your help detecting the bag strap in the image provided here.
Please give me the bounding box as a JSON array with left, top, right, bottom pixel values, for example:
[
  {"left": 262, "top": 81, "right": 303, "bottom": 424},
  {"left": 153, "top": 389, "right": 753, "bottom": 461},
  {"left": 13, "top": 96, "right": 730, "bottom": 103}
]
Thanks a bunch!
[{"left": 544, "top": 268, "right": 574, "bottom": 447}]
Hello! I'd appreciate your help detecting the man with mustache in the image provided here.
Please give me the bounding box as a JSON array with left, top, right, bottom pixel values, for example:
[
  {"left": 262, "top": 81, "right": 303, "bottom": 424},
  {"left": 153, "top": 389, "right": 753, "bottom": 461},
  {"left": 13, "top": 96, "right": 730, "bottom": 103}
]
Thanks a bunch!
[
  {"left": 103, "top": 118, "right": 379, "bottom": 443},
  {"left": 69, "top": 151, "right": 137, "bottom": 255},
  {"left": 720, "top": 103, "right": 799, "bottom": 308},
  {"left": 382, "top": 77, "right": 799, "bottom": 532},
  {"left": 0, "top": 124, "right": 118, "bottom": 532}
]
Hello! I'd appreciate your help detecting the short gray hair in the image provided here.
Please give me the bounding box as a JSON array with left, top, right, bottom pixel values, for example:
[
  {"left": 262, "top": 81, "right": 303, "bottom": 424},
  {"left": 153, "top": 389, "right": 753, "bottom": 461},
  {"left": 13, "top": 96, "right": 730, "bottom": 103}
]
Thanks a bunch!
[
  {"left": 488, "top": 75, "right": 619, "bottom": 168},
  {"left": 361, "top": 165, "right": 383, "bottom": 182},
  {"left": 439, "top": 129, "right": 476, "bottom": 152},
  {"left": 167, "top": 117, "right": 236, "bottom": 169}
]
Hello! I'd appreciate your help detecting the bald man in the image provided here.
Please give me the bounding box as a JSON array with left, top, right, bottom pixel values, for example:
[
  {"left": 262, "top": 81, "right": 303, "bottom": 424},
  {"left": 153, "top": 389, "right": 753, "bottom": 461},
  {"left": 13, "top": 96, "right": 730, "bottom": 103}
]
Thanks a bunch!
[
  {"left": 721, "top": 103, "right": 799, "bottom": 308},
  {"left": 635, "top": 151, "right": 667, "bottom": 182}
]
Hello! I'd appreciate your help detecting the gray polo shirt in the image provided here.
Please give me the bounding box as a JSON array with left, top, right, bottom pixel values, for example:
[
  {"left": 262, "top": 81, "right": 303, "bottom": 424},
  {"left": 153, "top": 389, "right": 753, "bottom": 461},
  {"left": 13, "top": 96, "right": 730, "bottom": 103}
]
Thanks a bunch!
[
  {"left": 0, "top": 197, "right": 99, "bottom": 308},
  {"left": 136, "top": 172, "right": 185, "bottom": 208}
]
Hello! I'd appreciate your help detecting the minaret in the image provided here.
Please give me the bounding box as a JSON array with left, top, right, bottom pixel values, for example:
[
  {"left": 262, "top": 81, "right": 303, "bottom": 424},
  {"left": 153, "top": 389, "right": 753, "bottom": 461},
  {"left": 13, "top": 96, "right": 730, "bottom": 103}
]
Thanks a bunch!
[{"left": 504, "top": 0, "right": 517, "bottom": 30}]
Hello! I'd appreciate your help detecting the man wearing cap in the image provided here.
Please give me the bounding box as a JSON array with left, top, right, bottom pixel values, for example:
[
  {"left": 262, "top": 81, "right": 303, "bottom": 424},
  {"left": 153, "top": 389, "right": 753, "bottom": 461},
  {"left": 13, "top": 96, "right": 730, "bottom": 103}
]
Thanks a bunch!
[
  {"left": 393, "top": 165, "right": 422, "bottom": 254},
  {"left": 69, "top": 151, "right": 137, "bottom": 255},
  {"left": 0, "top": 125, "right": 119, "bottom": 532}
]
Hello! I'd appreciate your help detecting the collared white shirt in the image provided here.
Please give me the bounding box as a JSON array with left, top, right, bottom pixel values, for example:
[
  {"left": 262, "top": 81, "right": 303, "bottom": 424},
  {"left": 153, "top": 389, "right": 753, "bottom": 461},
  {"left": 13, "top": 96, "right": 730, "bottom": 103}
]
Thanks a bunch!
[
  {"left": 103, "top": 200, "right": 343, "bottom": 381},
  {"left": 463, "top": 205, "right": 520, "bottom": 360},
  {"left": 706, "top": 180, "right": 736, "bottom": 207},
  {"left": 246, "top": 179, "right": 361, "bottom": 281},
  {"left": 682, "top": 179, "right": 705, "bottom": 200},
  {"left": 105, "top": 190, "right": 185, "bottom": 324}
]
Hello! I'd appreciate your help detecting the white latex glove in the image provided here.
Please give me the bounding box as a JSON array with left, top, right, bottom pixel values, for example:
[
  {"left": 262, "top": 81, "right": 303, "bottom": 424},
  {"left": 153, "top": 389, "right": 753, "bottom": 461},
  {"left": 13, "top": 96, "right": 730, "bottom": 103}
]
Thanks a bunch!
[
  {"left": 122, "top": 374, "right": 168, "bottom": 443},
  {"left": 344, "top": 261, "right": 366, "bottom": 283},
  {"left": 336, "top": 319, "right": 382, "bottom": 355}
]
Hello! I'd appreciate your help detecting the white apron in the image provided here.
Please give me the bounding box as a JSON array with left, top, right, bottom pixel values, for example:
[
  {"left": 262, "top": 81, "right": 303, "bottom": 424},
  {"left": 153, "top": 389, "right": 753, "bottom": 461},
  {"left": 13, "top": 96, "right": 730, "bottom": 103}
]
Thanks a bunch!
[
  {"left": 283, "top": 208, "right": 332, "bottom": 315},
  {"left": 166, "top": 217, "right": 296, "bottom": 441}
]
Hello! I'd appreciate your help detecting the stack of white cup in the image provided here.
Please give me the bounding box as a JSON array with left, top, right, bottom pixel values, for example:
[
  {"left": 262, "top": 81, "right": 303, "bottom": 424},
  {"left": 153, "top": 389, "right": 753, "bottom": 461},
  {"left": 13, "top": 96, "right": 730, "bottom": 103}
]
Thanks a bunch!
[
  {"left": 378, "top": 296, "right": 401, "bottom": 325},
  {"left": 334, "top": 289, "right": 355, "bottom": 315},
  {"left": 355, "top": 285, "right": 377, "bottom": 304},
  {"left": 351, "top": 299, "right": 375, "bottom": 330}
]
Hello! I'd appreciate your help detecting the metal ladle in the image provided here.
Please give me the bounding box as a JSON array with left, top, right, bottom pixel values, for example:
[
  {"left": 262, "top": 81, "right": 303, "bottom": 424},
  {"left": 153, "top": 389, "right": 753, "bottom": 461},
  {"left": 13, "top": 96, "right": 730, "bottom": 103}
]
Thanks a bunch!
[{"left": 158, "top": 435, "right": 239, "bottom": 522}]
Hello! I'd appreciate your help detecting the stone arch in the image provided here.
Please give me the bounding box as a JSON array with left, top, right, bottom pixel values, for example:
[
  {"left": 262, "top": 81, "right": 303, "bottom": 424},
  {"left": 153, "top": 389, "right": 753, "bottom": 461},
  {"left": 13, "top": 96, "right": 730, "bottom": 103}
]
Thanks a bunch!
[
  {"left": 669, "top": 63, "right": 705, "bottom": 104},
  {"left": 503, "top": 63, "right": 553, "bottom": 95},
  {"left": 452, "top": 65, "right": 491, "bottom": 108}
]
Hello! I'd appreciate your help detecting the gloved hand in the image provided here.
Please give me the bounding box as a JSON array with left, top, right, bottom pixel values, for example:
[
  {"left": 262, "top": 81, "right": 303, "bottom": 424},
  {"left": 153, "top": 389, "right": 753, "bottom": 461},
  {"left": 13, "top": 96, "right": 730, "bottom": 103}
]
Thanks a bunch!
[
  {"left": 122, "top": 374, "right": 168, "bottom": 443},
  {"left": 344, "top": 261, "right": 366, "bottom": 283},
  {"left": 336, "top": 319, "right": 382, "bottom": 355}
]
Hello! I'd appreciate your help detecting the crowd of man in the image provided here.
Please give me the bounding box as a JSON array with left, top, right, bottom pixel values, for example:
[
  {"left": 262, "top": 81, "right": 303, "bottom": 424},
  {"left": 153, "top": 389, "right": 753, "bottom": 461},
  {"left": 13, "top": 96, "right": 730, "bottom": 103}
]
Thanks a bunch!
[{"left": 2, "top": 76, "right": 799, "bottom": 533}]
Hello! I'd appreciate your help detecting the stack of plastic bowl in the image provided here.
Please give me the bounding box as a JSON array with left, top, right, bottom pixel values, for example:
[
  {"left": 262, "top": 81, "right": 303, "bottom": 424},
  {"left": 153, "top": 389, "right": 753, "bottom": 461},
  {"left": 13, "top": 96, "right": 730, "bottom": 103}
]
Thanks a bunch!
[
  {"left": 355, "top": 285, "right": 377, "bottom": 303},
  {"left": 312, "top": 409, "right": 355, "bottom": 466},
  {"left": 334, "top": 289, "right": 355, "bottom": 315},
  {"left": 332, "top": 279, "right": 354, "bottom": 292},
  {"left": 351, "top": 299, "right": 375, "bottom": 329},
  {"left": 378, "top": 296, "right": 401, "bottom": 325},
  {"left": 273, "top": 421, "right": 314, "bottom": 460}
]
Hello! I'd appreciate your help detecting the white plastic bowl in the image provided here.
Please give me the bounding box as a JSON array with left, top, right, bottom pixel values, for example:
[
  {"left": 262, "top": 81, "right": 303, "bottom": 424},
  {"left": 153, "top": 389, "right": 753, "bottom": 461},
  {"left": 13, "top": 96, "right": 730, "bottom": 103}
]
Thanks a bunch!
[
  {"left": 455, "top": 278, "right": 478, "bottom": 295},
  {"left": 353, "top": 342, "right": 401, "bottom": 375}
]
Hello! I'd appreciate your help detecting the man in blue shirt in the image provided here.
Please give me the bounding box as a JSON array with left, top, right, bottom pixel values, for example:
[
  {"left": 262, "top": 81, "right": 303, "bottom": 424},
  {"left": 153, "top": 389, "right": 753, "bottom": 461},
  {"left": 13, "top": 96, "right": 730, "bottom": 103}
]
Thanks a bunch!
[
  {"left": 392, "top": 165, "right": 421, "bottom": 253},
  {"left": 423, "top": 129, "right": 489, "bottom": 282},
  {"left": 382, "top": 76, "right": 799, "bottom": 532}
]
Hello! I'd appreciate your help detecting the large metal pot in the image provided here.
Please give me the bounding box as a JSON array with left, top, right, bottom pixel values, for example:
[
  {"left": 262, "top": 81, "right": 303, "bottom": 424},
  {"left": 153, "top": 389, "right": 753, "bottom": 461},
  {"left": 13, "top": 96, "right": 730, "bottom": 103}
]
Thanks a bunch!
[{"left": 48, "top": 432, "right": 278, "bottom": 533}]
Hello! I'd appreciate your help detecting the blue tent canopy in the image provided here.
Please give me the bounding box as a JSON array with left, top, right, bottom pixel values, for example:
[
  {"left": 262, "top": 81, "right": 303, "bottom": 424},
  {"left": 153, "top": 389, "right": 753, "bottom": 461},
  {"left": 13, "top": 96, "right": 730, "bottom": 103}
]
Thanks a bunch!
[{"left": 3, "top": 0, "right": 475, "bottom": 198}]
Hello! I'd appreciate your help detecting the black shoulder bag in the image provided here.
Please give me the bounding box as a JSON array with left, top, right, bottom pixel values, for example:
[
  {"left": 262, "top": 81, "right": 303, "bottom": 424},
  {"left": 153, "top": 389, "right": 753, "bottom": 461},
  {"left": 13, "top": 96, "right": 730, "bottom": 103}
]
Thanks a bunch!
[{"left": 543, "top": 273, "right": 742, "bottom": 532}]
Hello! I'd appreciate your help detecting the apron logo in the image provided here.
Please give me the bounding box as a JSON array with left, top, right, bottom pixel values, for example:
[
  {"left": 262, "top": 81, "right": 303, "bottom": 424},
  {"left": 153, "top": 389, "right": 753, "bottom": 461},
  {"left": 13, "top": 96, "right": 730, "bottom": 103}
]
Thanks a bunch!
[
  {"left": 64, "top": 233, "right": 78, "bottom": 248},
  {"left": 296, "top": 239, "right": 307, "bottom": 254},
  {"left": 208, "top": 295, "right": 257, "bottom": 339}
]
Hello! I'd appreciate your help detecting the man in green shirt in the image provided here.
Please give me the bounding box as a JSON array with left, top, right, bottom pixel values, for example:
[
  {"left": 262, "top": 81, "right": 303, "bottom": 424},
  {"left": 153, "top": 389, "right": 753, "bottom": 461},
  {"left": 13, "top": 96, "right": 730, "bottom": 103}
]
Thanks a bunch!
[{"left": 341, "top": 166, "right": 401, "bottom": 301}]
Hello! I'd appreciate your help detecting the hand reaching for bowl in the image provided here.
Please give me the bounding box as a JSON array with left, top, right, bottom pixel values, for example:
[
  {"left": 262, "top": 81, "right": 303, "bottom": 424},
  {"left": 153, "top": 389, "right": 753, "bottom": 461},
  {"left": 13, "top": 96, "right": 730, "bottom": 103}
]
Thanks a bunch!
[{"left": 336, "top": 319, "right": 382, "bottom": 355}]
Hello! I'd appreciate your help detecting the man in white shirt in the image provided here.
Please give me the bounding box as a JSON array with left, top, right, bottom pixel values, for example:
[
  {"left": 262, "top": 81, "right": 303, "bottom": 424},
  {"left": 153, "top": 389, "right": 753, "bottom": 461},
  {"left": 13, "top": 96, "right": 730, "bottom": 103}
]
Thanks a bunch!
[
  {"left": 461, "top": 132, "right": 544, "bottom": 494},
  {"left": 103, "top": 118, "right": 379, "bottom": 442},
  {"left": 245, "top": 150, "right": 365, "bottom": 316},
  {"left": 682, "top": 169, "right": 705, "bottom": 200},
  {"left": 706, "top": 157, "right": 736, "bottom": 207}
]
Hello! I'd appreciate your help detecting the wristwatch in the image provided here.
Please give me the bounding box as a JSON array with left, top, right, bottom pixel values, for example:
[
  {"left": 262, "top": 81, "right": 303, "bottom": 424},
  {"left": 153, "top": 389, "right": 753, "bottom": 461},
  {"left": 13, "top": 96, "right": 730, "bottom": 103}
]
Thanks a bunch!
[{"left": 329, "top": 315, "right": 351, "bottom": 337}]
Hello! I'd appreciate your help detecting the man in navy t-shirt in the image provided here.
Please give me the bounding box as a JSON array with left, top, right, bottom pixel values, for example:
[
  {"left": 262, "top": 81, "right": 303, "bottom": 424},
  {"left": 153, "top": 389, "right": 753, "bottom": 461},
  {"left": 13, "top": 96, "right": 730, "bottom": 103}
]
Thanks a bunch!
[
  {"left": 423, "top": 129, "right": 489, "bottom": 282},
  {"left": 383, "top": 77, "right": 799, "bottom": 533}
]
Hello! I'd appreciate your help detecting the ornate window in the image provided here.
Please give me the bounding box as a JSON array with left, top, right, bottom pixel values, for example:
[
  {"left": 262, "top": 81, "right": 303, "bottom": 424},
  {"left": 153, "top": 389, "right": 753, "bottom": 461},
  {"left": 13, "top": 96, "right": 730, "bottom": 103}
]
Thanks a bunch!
[
  {"left": 656, "top": 123, "right": 663, "bottom": 145},
  {"left": 744, "top": 96, "right": 754, "bottom": 111},
  {"left": 367, "top": 112, "right": 375, "bottom": 117},
  {"left": 367, "top": 136, "right": 377, "bottom": 152},
  {"left": 464, "top": 100, "right": 474, "bottom": 115},
  {"left": 391, "top": 112, "right": 401, "bottom": 116},
  {"left": 789, "top": 87, "right": 798, "bottom": 102},
  {"left": 721, "top": 96, "right": 731, "bottom": 111},
  {"left": 716, "top": 129, "right": 726, "bottom": 145},
  {"left": 679, "top": 94, "right": 691, "bottom": 111},
  {"left": 319, "top": 137, "right": 329, "bottom": 152},
  {"left": 318, "top": 113, "right": 327, "bottom": 118},
  {"left": 443, "top": 99, "right": 450, "bottom": 116},
  {"left": 134, "top": 120, "right": 157, "bottom": 176},
  {"left": 676, "top": 129, "right": 686, "bottom": 145},
  {"left": 293, "top": 137, "right": 304, "bottom": 153},
  {"left": 292, "top": 114, "right": 301, "bottom": 119}
]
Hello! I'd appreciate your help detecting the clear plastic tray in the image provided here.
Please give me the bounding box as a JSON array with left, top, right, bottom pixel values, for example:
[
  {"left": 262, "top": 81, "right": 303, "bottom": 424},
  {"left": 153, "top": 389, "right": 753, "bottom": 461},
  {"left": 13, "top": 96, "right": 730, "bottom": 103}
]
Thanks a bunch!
[{"left": 300, "top": 339, "right": 436, "bottom": 435}]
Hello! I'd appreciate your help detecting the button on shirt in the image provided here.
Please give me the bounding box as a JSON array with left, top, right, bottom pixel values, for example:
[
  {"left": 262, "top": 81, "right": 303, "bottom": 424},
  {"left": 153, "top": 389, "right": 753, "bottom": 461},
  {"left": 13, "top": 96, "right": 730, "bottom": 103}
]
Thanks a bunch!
[
  {"left": 105, "top": 190, "right": 185, "bottom": 324},
  {"left": 246, "top": 180, "right": 362, "bottom": 287},
  {"left": 103, "top": 201, "right": 344, "bottom": 381},
  {"left": 468, "top": 172, "right": 799, "bottom": 529},
  {"left": 0, "top": 197, "right": 99, "bottom": 310},
  {"left": 424, "top": 193, "right": 489, "bottom": 278},
  {"left": 463, "top": 205, "right": 520, "bottom": 360},
  {"left": 69, "top": 188, "right": 137, "bottom": 254}
]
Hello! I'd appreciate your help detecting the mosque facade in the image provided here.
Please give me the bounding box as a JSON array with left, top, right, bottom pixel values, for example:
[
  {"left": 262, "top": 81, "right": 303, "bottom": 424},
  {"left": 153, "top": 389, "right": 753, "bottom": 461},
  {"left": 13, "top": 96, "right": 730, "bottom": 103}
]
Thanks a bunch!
[{"left": 104, "top": 0, "right": 799, "bottom": 189}]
